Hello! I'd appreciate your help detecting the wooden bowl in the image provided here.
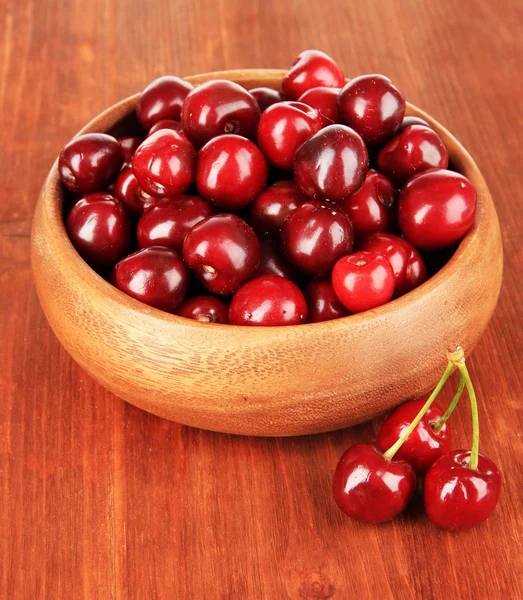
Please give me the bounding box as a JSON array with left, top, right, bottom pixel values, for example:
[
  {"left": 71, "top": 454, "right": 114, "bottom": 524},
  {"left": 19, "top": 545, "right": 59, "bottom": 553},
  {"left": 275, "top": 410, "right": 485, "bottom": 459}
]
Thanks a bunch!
[{"left": 31, "top": 69, "right": 503, "bottom": 436}]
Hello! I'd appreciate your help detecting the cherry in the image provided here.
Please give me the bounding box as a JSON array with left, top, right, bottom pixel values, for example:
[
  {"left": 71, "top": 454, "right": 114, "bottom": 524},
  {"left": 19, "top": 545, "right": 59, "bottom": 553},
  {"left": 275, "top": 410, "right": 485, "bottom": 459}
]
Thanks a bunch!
[
  {"left": 357, "top": 233, "right": 427, "bottom": 297},
  {"left": 397, "top": 115, "right": 431, "bottom": 133},
  {"left": 117, "top": 136, "right": 144, "bottom": 167},
  {"left": 249, "top": 87, "right": 283, "bottom": 112},
  {"left": 377, "top": 399, "right": 452, "bottom": 473},
  {"left": 137, "top": 196, "right": 212, "bottom": 250},
  {"left": 250, "top": 180, "right": 308, "bottom": 235},
  {"left": 147, "top": 119, "right": 185, "bottom": 137},
  {"left": 338, "top": 74, "right": 405, "bottom": 145},
  {"left": 282, "top": 50, "right": 345, "bottom": 100},
  {"left": 114, "top": 167, "right": 154, "bottom": 217},
  {"left": 340, "top": 169, "right": 397, "bottom": 236},
  {"left": 257, "top": 101, "right": 322, "bottom": 170},
  {"left": 196, "top": 134, "right": 268, "bottom": 210},
  {"left": 332, "top": 251, "right": 395, "bottom": 313},
  {"left": 281, "top": 201, "right": 354, "bottom": 277},
  {"left": 229, "top": 275, "right": 307, "bottom": 326},
  {"left": 59, "top": 133, "right": 124, "bottom": 194},
  {"left": 136, "top": 75, "right": 193, "bottom": 130},
  {"left": 112, "top": 246, "right": 189, "bottom": 313},
  {"left": 181, "top": 79, "right": 260, "bottom": 147},
  {"left": 304, "top": 279, "right": 349, "bottom": 322},
  {"left": 293, "top": 124, "right": 368, "bottom": 203},
  {"left": 256, "top": 237, "right": 302, "bottom": 283},
  {"left": 177, "top": 295, "right": 229, "bottom": 324},
  {"left": 182, "top": 214, "right": 260, "bottom": 295},
  {"left": 132, "top": 129, "right": 196, "bottom": 198},
  {"left": 424, "top": 450, "right": 501, "bottom": 530},
  {"left": 66, "top": 192, "right": 131, "bottom": 271},
  {"left": 398, "top": 168, "right": 477, "bottom": 250},
  {"left": 298, "top": 86, "right": 341, "bottom": 127},
  {"left": 378, "top": 125, "right": 449, "bottom": 185},
  {"left": 332, "top": 443, "right": 416, "bottom": 524}
]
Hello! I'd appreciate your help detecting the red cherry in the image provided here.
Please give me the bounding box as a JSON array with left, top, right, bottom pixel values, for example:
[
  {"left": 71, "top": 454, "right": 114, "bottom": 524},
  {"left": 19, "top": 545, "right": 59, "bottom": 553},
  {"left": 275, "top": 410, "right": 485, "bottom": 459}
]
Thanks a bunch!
[
  {"left": 132, "top": 129, "right": 196, "bottom": 198},
  {"left": 117, "top": 136, "right": 144, "bottom": 167},
  {"left": 137, "top": 196, "right": 212, "bottom": 250},
  {"left": 250, "top": 180, "right": 308, "bottom": 235},
  {"left": 340, "top": 169, "right": 398, "bottom": 236},
  {"left": 397, "top": 115, "right": 431, "bottom": 133},
  {"left": 332, "top": 443, "right": 416, "bottom": 523},
  {"left": 256, "top": 237, "right": 302, "bottom": 283},
  {"left": 59, "top": 133, "right": 124, "bottom": 194},
  {"left": 181, "top": 80, "right": 260, "bottom": 147},
  {"left": 424, "top": 450, "right": 501, "bottom": 530},
  {"left": 338, "top": 74, "right": 405, "bottom": 145},
  {"left": 357, "top": 233, "right": 427, "bottom": 297},
  {"left": 281, "top": 201, "right": 354, "bottom": 277},
  {"left": 182, "top": 214, "right": 260, "bottom": 295},
  {"left": 249, "top": 87, "right": 283, "bottom": 112},
  {"left": 332, "top": 251, "right": 395, "bottom": 313},
  {"left": 298, "top": 86, "right": 341, "bottom": 127},
  {"left": 112, "top": 246, "right": 189, "bottom": 313},
  {"left": 282, "top": 50, "right": 345, "bottom": 100},
  {"left": 398, "top": 168, "right": 477, "bottom": 250},
  {"left": 147, "top": 119, "right": 185, "bottom": 137},
  {"left": 293, "top": 124, "right": 368, "bottom": 203},
  {"left": 304, "top": 279, "right": 349, "bottom": 322},
  {"left": 229, "top": 275, "right": 307, "bottom": 326},
  {"left": 114, "top": 167, "right": 154, "bottom": 217},
  {"left": 177, "top": 295, "right": 229, "bottom": 324},
  {"left": 136, "top": 75, "right": 193, "bottom": 130},
  {"left": 66, "top": 192, "right": 131, "bottom": 271},
  {"left": 196, "top": 135, "right": 268, "bottom": 210},
  {"left": 377, "top": 399, "right": 452, "bottom": 473},
  {"left": 378, "top": 125, "right": 449, "bottom": 185},
  {"left": 257, "top": 101, "right": 322, "bottom": 170}
]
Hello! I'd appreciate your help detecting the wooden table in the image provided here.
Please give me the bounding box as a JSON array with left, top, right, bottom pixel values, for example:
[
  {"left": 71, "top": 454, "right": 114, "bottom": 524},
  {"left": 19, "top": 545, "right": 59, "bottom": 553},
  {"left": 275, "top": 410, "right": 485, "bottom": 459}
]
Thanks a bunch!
[{"left": 2, "top": 0, "right": 522, "bottom": 597}]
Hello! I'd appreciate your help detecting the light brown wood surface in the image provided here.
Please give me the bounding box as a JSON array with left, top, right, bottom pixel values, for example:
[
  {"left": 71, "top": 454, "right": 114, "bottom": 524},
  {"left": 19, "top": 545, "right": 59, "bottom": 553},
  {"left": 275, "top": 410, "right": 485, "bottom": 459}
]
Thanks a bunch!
[{"left": 2, "top": 0, "right": 523, "bottom": 598}]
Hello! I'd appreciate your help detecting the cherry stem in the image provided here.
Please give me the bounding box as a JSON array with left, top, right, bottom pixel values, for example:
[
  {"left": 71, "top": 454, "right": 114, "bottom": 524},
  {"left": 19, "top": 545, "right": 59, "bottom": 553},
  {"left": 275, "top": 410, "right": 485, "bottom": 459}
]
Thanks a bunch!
[
  {"left": 432, "top": 375, "right": 465, "bottom": 432},
  {"left": 383, "top": 360, "right": 454, "bottom": 461}
]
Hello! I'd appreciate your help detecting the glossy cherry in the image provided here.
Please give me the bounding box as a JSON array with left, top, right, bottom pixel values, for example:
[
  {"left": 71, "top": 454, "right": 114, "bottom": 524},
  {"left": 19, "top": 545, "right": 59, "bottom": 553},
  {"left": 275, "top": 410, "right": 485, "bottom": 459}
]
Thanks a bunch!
[
  {"left": 282, "top": 50, "right": 345, "bottom": 100},
  {"left": 181, "top": 79, "right": 260, "bottom": 147},
  {"left": 114, "top": 167, "right": 154, "bottom": 217},
  {"left": 132, "top": 129, "right": 196, "bottom": 198},
  {"left": 281, "top": 201, "right": 354, "bottom": 277},
  {"left": 229, "top": 275, "right": 307, "bottom": 326},
  {"left": 249, "top": 87, "right": 283, "bottom": 112},
  {"left": 59, "top": 133, "right": 124, "bottom": 194},
  {"left": 424, "top": 450, "right": 501, "bottom": 530},
  {"left": 398, "top": 168, "right": 477, "bottom": 250},
  {"left": 177, "top": 295, "right": 229, "bottom": 324},
  {"left": 196, "top": 135, "right": 268, "bottom": 210},
  {"left": 298, "top": 86, "right": 340, "bottom": 127},
  {"left": 378, "top": 125, "right": 449, "bottom": 185},
  {"left": 338, "top": 74, "right": 405, "bottom": 145},
  {"left": 182, "top": 214, "right": 260, "bottom": 295},
  {"left": 137, "top": 196, "right": 212, "bottom": 250},
  {"left": 304, "top": 279, "right": 349, "bottom": 322},
  {"left": 332, "top": 251, "right": 395, "bottom": 313},
  {"left": 255, "top": 237, "right": 302, "bottom": 283},
  {"left": 397, "top": 115, "right": 431, "bottom": 133},
  {"left": 66, "top": 192, "right": 131, "bottom": 271},
  {"left": 136, "top": 75, "right": 193, "bottom": 130},
  {"left": 293, "top": 124, "right": 368, "bottom": 202},
  {"left": 147, "top": 119, "right": 185, "bottom": 137},
  {"left": 257, "top": 101, "right": 322, "bottom": 170},
  {"left": 118, "top": 136, "right": 144, "bottom": 167},
  {"left": 250, "top": 180, "right": 308, "bottom": 235},
  {"left": 332, "top": 443, "right": 416, "bottom": 524}
]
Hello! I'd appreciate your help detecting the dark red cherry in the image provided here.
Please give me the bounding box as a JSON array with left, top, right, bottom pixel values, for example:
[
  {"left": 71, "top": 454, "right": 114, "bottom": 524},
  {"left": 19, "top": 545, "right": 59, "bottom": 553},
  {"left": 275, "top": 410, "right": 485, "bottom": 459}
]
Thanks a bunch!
[
  {"left": 177, "top": 295, "right": 229, "bottom": 324},
  {"left": 282, "top": 50, "right": 345, "bottom": 100},
  {"left": 249, "top": 87, "right": 284, "bottom": 112},
  {"left": 114, "top": 167, "right": 154, "bottom": 217},
  {"left": 132, "top": 129, "right": 196, "bottom": 198},
  {"left": 59, "top": 133, "right": 124, "bottom": 194},
  {"left": 332, "top": 443, "right": 416, "bottom": 524},
  {"left": 136, "top": 75, "right": 193, "bottom": 130},
  {"left": 250, "top": 180, "right": 308, "bottom": 235},
  {"left": 304, "top": 279, "right": 349, "bottom": 322},
  {"left": 377, "top": 399, "right": 452, "bottom": 473},
  {"left": 424, "top": 450, "right": 501, "bottom": 530},
  {"left": 181, "top": 80, "right": 260, "bottom": 147},
  {"left": 378, "top": 125, "right": 449, "bottom": 185},
  {"left": 338, "top": 74, "right": 405, "bottom": 145},
  {"left": 281, "top": 201, "right": 354, "bottom": 277},
  {"left": 397, "top": 115, "right": 431, "bottom": 134},
  {"left": 137, "top": 196, "right": 212, "bottom": 250},
  {"left": 357, "top": 233, "right": 427, "bottom": 297},
  {"left": 255, "top": 237, "right": 302, "bottom": 283},
  {"left": 229, "top": 275, "right": 307, "bottom": 326},
  {"left": 182, "top": 214, "right": 260, "bottom": 295},
  {"left": 398, "top": 168, "right": 477, "bottom": 250},
  {"left": 147, "top": 119, "right": 185, "bottom": 137},
  {"left": 332, "top": 251, "right": 395, "bottom": 313},
  {"left": 298, "top": 86, "right": 340, "bottom": 127},
  {"left": 196, "top": 135, "right": 268, "bottom": 210},
  {"left": 340, "top": 170, "right": 398, "bottom": 236},
  {"left": 293, "top": 124, "right": 368, "bottom": 202},
  {"left": 66, "top": 192, "right": 131, "bottom": 271},
  {"left": 118, "top": 136, "right": 144, "bottom": 167},
  {"left": 257, "top": 101, "right": 322, "bottom": 170}
]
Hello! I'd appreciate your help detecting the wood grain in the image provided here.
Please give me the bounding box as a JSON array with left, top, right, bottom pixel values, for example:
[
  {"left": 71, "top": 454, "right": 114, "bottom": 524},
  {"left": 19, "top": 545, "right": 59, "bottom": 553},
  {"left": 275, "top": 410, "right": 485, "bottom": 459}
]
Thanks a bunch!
[{"left": 2, "top": 0, "right": 523, "bottom": 597}]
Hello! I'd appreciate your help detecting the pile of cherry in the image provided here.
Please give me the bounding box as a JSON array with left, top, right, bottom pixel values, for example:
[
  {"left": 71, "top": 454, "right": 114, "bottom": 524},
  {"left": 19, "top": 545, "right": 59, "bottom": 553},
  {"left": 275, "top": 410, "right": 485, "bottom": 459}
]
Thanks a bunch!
[{"left": 59, "top": 49, "right": 477, "bottom": 325}]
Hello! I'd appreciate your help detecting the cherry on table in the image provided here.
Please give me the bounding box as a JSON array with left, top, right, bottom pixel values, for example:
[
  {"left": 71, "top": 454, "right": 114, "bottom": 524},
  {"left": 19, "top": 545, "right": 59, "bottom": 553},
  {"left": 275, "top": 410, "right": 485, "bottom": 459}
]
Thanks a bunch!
[
  {"left": 117, "top": 136, "right": 144, "bottom": 167},
  {"left": 282, "top": 49, "right": 345, "bottom": 100},
  {"left": 147, "top": 119, "right": 184, "bottom": 137},
  {"left": 298, "top": 86, "right": 341, "bottom": 127},
  {"left": 304, "top": 279, "right": 349, "bottom": 322},
  {"left": 250, "top": 180, "right": 308, "bottom": 236},
  {"left": 114, "top": 167, "right": 154, "bottom": 217},
  {"left": 249, "top": 87, "right": 283, "bottom": 112},
  {"left": 177, "top": 295, "right": 229, "bottom": 324},
  {"left": 256, "top": 237, "right": 302, "bottom": 284},
  {"left": 136, "top": 75, "right": 193, "bottom": 130}
]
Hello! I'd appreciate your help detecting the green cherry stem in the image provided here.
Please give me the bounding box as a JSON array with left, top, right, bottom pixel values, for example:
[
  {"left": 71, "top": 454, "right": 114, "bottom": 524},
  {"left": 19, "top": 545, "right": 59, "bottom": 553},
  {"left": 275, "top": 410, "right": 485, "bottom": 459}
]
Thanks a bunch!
[{"left": 432, "top": 375, "right": 465, "bottom": 433}]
